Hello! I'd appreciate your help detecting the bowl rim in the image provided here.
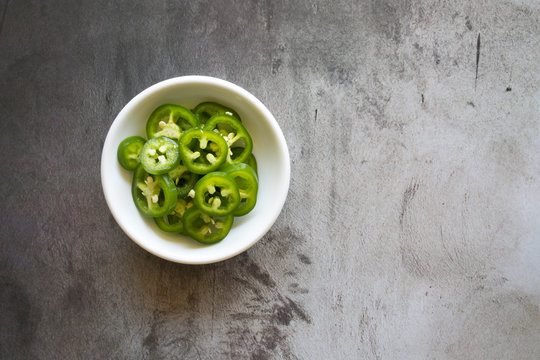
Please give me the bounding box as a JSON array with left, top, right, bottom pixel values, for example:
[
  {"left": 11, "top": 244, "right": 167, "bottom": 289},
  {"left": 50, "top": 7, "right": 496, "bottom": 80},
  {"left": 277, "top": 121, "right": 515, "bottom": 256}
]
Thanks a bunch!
[{"left": 101, "top": 75, "right": 290, "bottom": 264}]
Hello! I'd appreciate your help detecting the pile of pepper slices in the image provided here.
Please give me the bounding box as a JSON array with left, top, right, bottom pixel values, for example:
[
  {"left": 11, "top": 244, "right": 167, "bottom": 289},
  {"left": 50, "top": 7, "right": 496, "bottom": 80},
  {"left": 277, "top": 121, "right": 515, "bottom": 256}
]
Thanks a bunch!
[{"left": 117, "top": 102, "right": 258, "bottom": 244}]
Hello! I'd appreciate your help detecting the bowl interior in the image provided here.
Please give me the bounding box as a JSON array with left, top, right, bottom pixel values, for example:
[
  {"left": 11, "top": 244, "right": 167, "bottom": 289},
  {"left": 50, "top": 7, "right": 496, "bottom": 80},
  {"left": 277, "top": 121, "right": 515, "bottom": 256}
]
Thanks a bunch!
[{"left": 101, "top": 77, "right": 289, "bottom": 264}]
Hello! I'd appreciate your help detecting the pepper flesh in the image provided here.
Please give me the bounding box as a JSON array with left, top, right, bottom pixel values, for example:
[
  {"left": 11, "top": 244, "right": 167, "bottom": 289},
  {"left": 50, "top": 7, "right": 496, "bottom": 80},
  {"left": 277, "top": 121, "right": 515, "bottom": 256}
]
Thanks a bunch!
[
  {"left": 204, "top": 114, "right": 253, "bottom": 165},
  {"left": 139, "top": 136, "right": 180, "bottom": 175},
  {"left": 168, "top": 164, "right": 199, "bottom": 197},
  {"left": 117, "top": 136, "right": 146, "bottom": 171},
  {"left": 131, "top": 165, "right": 177, "bottom": 217},
  {"left": 193, "top": 172, "right": 240, "bottom": 216},
  {"left": 146, "top": 104, "right": 198, "bottom": 140},
  {"left": 154, "top": 196, "right": 193, "bottom": 234},
  {"left": 230, "top": 149, "right": 258, "bottom": 176},
  {"left": 245, "top": 153, "right": 258, "bottom": 176},
  {"left": 182, "top": 206, "right": 234, "bottom": 244},
  {"left": 221, "top": 163, "right": 258, "bottom": 216},
  {"left": 193, "top": 101, "right": 241, "bottom": 124},
  {"left": 178, "top": 128, "right": 228, "bottom": 174}
]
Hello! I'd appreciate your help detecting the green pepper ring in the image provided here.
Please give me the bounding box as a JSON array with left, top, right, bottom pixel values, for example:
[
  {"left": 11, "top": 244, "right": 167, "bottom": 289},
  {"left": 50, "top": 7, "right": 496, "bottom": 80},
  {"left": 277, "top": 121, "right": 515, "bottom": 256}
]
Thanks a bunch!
[
  {"left": 155, "top": 215, "right": 186, "bottom": 234},
  {"left": 139, "top": 136, "right": 180, "bottom": 175},
  {"left": 204, "top": 114, "right": 253, "bottom": 165},
  {"left": 131, "top": 165, "right": 178, "bottom": 218},
  {"left": 182, "top": 206, "right": 234, "bottom": 244},
  {"left": 154, "top": 197, "right": 193, "bottom": 234},
  {"left": 146, "top": 104, "right": 199, "bottom": 140},
  {"left": 117, "top": 136, "right": 146, "bottom": 171},
  {"left": 245, "top": 153, "right": 258, "bottom": 175},
  {"left": 221, "top": 163, "right": 258, "bottom": 216},
  {"left": 193, "top": 172, "right": 241, "bottom": 216},
  {"left": 193, "top": 101, "right": 241, "bottom": 124},
  {"left": 168, "top": 164, "right": 199, "bottom": 197},
  {"left": 178, "top": 128, "right": 229, "bottom": 175}
]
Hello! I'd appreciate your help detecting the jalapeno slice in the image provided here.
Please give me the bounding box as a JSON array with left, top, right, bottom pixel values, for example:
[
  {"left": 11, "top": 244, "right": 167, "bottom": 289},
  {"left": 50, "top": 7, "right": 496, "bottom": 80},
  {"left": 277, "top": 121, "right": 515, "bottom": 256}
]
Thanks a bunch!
[
  {"left": 204, "top": 114, "right": 253, "bottom": 165},
  {"left": 132, "top": 165, "right": 177, "bottom": 217},
  {"left": 154, "top": 196, "right": 194, "bottom": 234},
  {"left": 146, "top": 104, "right": 198, "bottom": 140},
  {"left": 182, "top": 206, "right": 234, "bottom": 244},
  {"left": 139, "top": 136, "right": 180, "bottom": 175},
  {"left": 168, "top": 164, "right": 199, "bottom": 197},
  {"left": 193, "top": 101, "right": 241, "bottom": 124},
  {"left": 178, "top": 128, "right": 228, "bottom": 175},
  {"left": 230, "top": 148, "right": 258, "bottom": 176},
  {"left": 245, "top": 153, "right": 258, "bottom": 175},
  {"left": 193, "top": 172, "right": 240, "bottom": 216},
  {"left": 117, "top": 136, "right": 146, "bottom": 171},
  {"left": 221, "top": 163, "right": 258, "bottom": 216}
]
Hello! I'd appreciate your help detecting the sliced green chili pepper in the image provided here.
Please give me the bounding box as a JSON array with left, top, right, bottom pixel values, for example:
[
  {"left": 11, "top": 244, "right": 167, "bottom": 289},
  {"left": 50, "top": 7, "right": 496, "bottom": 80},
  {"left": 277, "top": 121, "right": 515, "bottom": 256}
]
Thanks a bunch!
[
  {"left": 117, "top": 136, "right": 146, "bottom": 171},
  {"left": 154, "top": 196, "right": 194, "bottom": 234},
  {"left": 221, "top": 163, "right": 258, "bottom": 216},
  {"left": 131, "top": 165, "right": 177, "bottom": 217},
  {"left": 245, "top": 153, "right": 258, "bottom": 175},
  {"left": 204, "top": 114, "right": 253, "bottom": 165},
  {"left": 193, "top": 172, "right": 240, "bottom": 216},
  {"left": 168, "top": 164, "right": 199, "bottom": 197},
  {"left": 193, "top": 101, "right": 241, "bottom": 124},
  {"left": 182, "top": 206, "right": 234, "bottom": 244},
  {"left": 231, "top": 148, "right": 258, "bottom": 176},
  {"left": 118, "top": 101, "right": 259, "bottom": 244},
  {"left": 139, "top": 136, "right": 180, "bottom": 175},
  {"left": 178, "top": 128, "right": 228, "bottom": 175},
  {"left": 146, "top": 104, "right": 198, "bottom": 140}
]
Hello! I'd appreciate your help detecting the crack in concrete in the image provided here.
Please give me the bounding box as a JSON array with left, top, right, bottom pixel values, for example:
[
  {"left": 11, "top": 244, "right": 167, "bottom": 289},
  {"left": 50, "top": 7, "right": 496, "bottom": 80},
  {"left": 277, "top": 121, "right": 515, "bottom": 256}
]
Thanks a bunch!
[{"left": 475, "top": 33, "right": 481, "bottom": 89}]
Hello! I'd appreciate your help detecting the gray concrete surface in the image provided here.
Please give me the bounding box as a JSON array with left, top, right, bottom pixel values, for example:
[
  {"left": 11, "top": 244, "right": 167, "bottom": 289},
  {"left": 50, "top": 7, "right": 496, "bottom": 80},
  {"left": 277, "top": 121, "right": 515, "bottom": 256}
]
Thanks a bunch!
[{"left": 1, "top": 0, "right": 539, "bottom": 359}]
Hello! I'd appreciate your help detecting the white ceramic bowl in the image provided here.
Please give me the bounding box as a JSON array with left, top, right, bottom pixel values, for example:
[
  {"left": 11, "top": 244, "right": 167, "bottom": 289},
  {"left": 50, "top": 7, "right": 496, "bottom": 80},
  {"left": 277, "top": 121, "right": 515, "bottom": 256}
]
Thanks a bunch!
[{"left": 101, "top": 76, "right": 290, "bottom": 264}]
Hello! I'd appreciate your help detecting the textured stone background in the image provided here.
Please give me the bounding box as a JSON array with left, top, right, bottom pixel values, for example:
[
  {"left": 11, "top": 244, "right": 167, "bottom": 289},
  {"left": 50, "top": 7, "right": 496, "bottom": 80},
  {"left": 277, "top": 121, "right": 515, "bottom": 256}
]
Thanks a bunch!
[{"left": 1, "top": 0, "right": 539, "bottom": 359}]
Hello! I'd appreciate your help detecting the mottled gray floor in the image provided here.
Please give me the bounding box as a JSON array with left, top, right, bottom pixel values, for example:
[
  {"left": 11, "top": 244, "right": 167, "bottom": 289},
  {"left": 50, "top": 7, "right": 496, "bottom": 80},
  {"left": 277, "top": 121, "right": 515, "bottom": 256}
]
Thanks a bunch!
[{"left": 1, "top": 0, "right": 539, "bottom": 359}]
